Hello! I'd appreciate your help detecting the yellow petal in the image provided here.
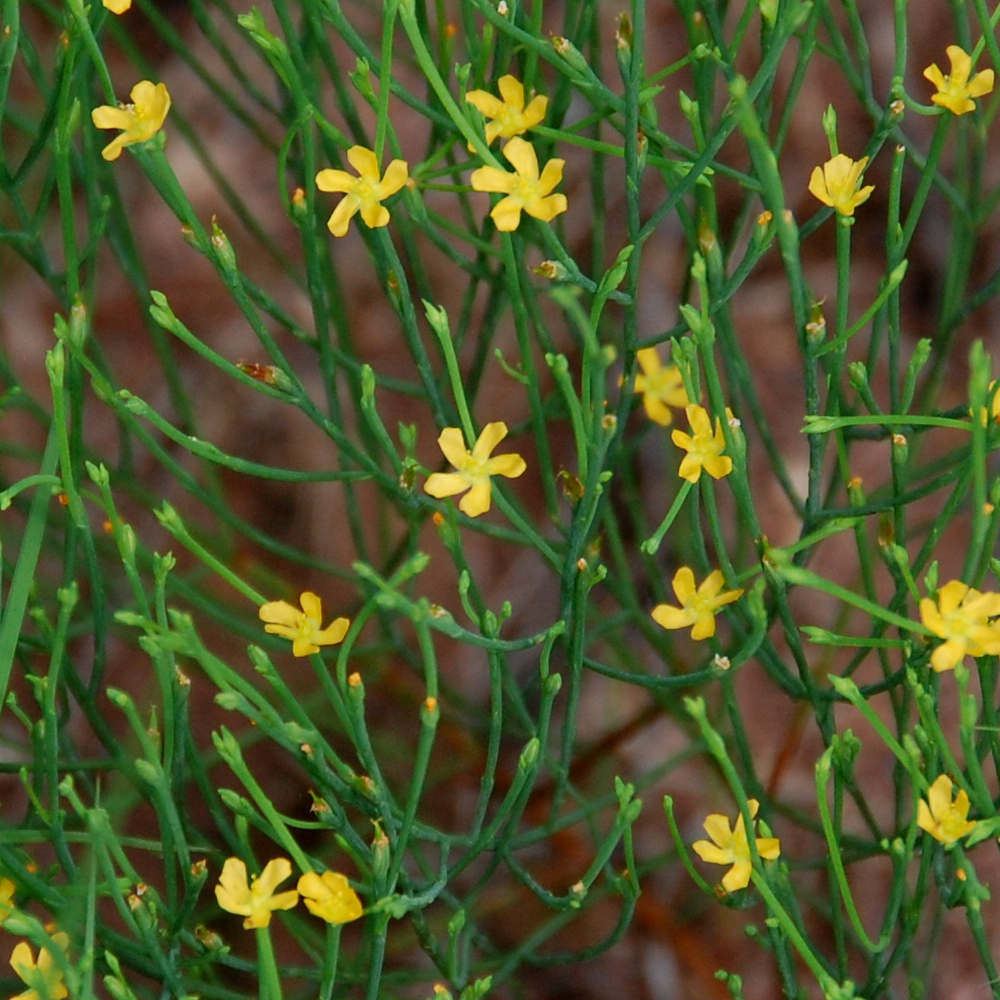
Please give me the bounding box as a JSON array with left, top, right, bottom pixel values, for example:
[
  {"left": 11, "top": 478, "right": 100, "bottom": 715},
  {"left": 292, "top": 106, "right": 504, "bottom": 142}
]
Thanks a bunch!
[
  {"left": 671, "top": 566, "right": 697, "bottom": 605},
  {"left": 215, "top": 857, "right": 251, "bottom": 914},
  {"left": 91, "top": 105, "right": 133, "bottom": 130},
  {"left": 359, "top": 200, "right": 391, "bottom": 229},
  {"left": 691, "top": 839, "right": 730, "bottom": 865},
  {"left": 259, "top": 599, "right": 301, "bottom": 628},
  {"left": 470, "top": 165, "right": 514, "bottom": 194},
  {"left": 315, "top": 168, "right": 358, "bottom": 193},
  {"left": 465, "top": 89, "right": 505, "bottom": 117},
  {"left": 313, "top": 617, "right": 350, "bottom": 646},
  {"left": 526, "top": 193, "right": 567, "bottom": 223},
  {"left": 103, "top": 0, "right": 132, "bottom": 11},
  {"left": 471, "top": 421, "right": 508, "bottom": 461},
  {"left": 650, "top": 603, "right": 694, "bottom": 631},
  {"left": 380, "top": 159, "right": 409, "bottom": 197},
  {"left": 424, "top": 472, "right": 471, "bottom": 499},
  {"left": 490, "top": 195, "right": 523, "bottom": 231},
  {"left": 502, "top": 136, "right": 539, "bottom": 179},
  {"left": 485, "top": 453, "right": 526, "bottom": 479},
  {"left": 327, "top": 196, "right": 360, "bottom": 237},
  {"left": 459, "top": 477, "right": 492, "bottom": 516},
  {"left": 721, "top": 860, "right": 752, "bottom": 892},
  {"left": 346, "top": 145, "right": 379, "bottom": 179},
  {"left": 537, "top": 158, "right": 565, "bottom": 195},
  {"left": 437, "top": 427, "right": 471, "bottom": 469},
  {"left": 496, "top": 74, "right": 525, "bottom": 109}
]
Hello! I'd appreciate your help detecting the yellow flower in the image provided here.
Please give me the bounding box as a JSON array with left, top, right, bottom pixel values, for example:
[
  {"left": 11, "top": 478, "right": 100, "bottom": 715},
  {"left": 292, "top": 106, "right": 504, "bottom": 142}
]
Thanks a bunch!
[
  {"left": 215, "top": 857, "right": 299, "bottom": 929},
  {"left": 671, "top": 403, "right": 733, "bottom": 482},
  {"left": 465, "top": 74, "right": 548, "bottom": 146},
  {"left": 259, "top": 592, "right": 350, "bottom": 658},
  {"left": 651, "top": 566, "right": 743, "bottom": 641},
  {"left": 469, "top": 136, "right": 567, "bottom": 232},
  {"left": 633, "top": 348, "right": 689, "bottom": 426},
  {"left": 10, "top": 932, "right": 70, "bottom": 1000},
  {"left": 691, "top": 800, "right": 780, "bottom": 892},
  {"left": 103, "top": 0, "right": 131, "bottom": 12},
  {"left": 91, "top": 81, "right": 171, "bottom": 162},
  {"left": 424, "top": 422, "right": 526, "bottom": 517},
  {"left": 297, "top": 870, "right": 363, "bottom": 925},
  {"left": 315, "top": 146, "right": 409, "bottom": 237},
  {"left": 919, "top": 579, "right": 1000, "bottom": 673},
  {"left": 917, "top": 775, "right": 976, "bottom": 844},
  {"left": 924, "top": 45, "right": 995, "bottom": 115},
  {"left": 0, "top": 876, "right": 15, "bottom": 922},
  {"left": 808, "top": 154, "right": 874, "bottom": 217}
]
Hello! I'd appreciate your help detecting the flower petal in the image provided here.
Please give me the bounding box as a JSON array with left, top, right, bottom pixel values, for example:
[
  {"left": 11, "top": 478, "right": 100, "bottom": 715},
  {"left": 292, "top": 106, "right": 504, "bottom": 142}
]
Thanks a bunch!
[
  {"left": 347, "top": 145, "right": 379, "bottom": 179},
  {"left": 259, "top": 600, "right": 301, "bottom": 628},
  {"left": 424, "top": 472, "right": 470, "bottom": 499},
  {"left": 315, "top": 168, "right": 357, "bottom": 193},
  {"left": 437, "top": 427, "right": 471, "bottom": 469},
  {"left": 459, "top": 477, "right": 492, "bottom": 517},
  {"left": 471, "top": 421, "right": 508, "bottom": 461},
  {"left": 721, "top": 860, "right": 752, "bottom": 892},
  {"left": 490, "top": 195, "right": 523, "bottom": 231},
  {"left": 496, "top": 74, "right": 525, "bottom": 109},
  {"left": 327, "top": 196, "right": 360, "bottom": 237},
  {"left": 380, "top": 159, "right": 409, "bottom": 197},
  {"left": 470, "top": 165, "right": 514, "bottom": 194},
  {"left": 485, "top": 453, "right": 526, "bottom": 479},
  {"left": 650, "top": 603, "right": 694, "bottom": 631},
  {"left": 502, "top": 136, "right": 539, "bottom": 179}
]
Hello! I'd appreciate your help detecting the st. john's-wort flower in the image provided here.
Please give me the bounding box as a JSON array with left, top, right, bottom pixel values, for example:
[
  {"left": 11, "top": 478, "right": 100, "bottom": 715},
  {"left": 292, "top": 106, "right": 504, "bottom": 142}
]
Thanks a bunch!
[
  {"left": 315, "top": 146, "right": 409, "bottom": 237},
  {"left": 651, "top": 566, "right": 742, "bottom": 640},
  {"left": 469, "top": 136, "right": 567, "bottom": 232},
  {"left": 10, "top": 932, "right": 70, "bottom": 1000},
  {"left": 924, "top": 45, "right": 995, "bottom": 115},
  {"left": 91, "top": 80, "right": 171, "bottom": 161},
  {"left": 917, "top": 774, "right": 976, "bottom": 844},
  {"left": 919, "top": 579, "right": 1000, "bottom": 672},
  {"left": 424, "top": 422, "right": 526, "bottom": 517},
  {"left": 633, "top": 347, "right": 689, "bottom": 426},
  {"left": 808, "top": 153, "right": 874, "bottom": 217},
  {"left": 298, "top": 870, "right": 364, "bottom": 924},
  {"left": 259, "top": 592, "right": 350, "bottom": 658},
  {"left": 465, "top": 74, "right": 548, "bottom": 146},
  {"left": 103, "top": 0, "right": 131, "bottom": 12},
  {"left": 215, "top": 857, "right": 299, "bottom": 929},
  {"left": 691, "top": 800, "right": 780, "bottom": 893},
  {"left": 671, "top": 403, "right": 734, "bottom": 482}
]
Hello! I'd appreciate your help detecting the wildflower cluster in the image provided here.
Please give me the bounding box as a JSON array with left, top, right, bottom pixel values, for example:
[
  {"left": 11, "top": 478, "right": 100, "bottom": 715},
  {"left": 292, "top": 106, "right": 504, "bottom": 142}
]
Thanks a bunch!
[{"left": 215, "top": 857, "right": 362, "bottom": 929}]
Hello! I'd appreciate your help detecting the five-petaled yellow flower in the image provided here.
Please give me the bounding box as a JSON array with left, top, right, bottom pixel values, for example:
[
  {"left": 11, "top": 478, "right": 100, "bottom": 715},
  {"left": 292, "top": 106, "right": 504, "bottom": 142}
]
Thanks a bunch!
[
  {"left": 633, "top": 347, "right": 689, "bottom": 426},
  {"left": 651, "top": 566, "right": 743, "bottom": 640},
  {"left": 91, "top": 80, "right": 171, "bottom": 161},
  {"left": 808, "top": 154, "right": 874, "bottom": 217},
  {"left": 671, "top": 403, "right": 733, "bottom": 482},
  {"left": 424, "top": 422, "right": 526, "bottom": 517},
  {"left": 924, "top": 45, "right": 995, "bottom": 115},
  {"left": 10, "top": 931, "right": 70, "bottom": 1000},
  {"left": 103, "top": 0, "right": 131, "bottom": 12},
  {"left": 259, "top": 592, "right": 350, "bottom": 658},
  {"left": 919, "top": 579, "right": 1000, "bottom": 673},
  {"left": 215, "top": 857, "right": 299, "bottom": 929},
  {"left": 465, "top": 74, "right": 548, "bottom": 146},
  {"left": 469, "top": 136, "right": 567, "bottom": 232},
  {"left": 315, "top": 146, "right": 409, "bottom": 237},
  {"left": 691, "top": 800, "right": 781, "bottom": 893},
  {"left": 298, "top": 870, "right": 364, "bottom": 925},
  {"left": 917, "top": 775, "right": 977, "bottom": 844}
]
